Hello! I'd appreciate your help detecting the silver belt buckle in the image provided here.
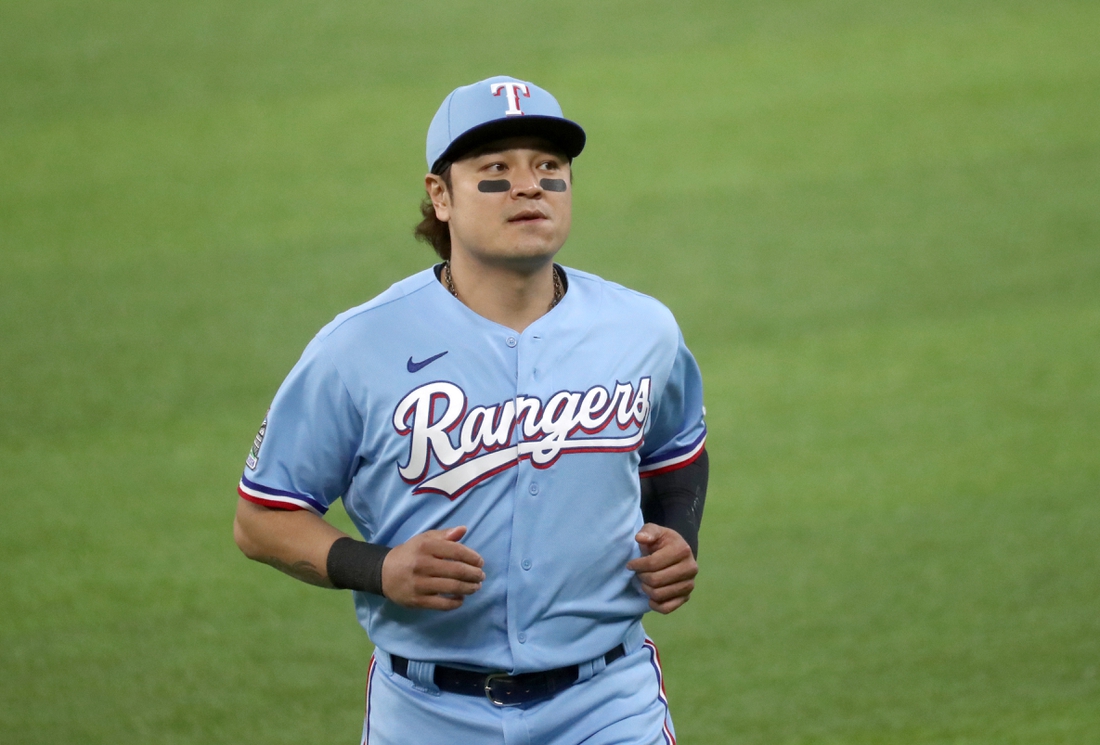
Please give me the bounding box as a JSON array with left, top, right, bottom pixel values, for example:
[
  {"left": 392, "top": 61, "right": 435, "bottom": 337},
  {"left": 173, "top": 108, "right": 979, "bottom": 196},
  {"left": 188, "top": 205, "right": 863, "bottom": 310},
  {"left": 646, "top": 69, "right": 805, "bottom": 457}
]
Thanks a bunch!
[{"left": 484, "top": 672, "right": 522, "bottom": 707}]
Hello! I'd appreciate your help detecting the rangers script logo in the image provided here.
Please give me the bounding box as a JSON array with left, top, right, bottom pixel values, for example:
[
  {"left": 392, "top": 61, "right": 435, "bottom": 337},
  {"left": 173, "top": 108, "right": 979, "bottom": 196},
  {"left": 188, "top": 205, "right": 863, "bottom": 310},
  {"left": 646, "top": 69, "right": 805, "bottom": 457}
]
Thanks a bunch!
[{"left": 393, "top": 378, "right": 652, "bottom": 499}]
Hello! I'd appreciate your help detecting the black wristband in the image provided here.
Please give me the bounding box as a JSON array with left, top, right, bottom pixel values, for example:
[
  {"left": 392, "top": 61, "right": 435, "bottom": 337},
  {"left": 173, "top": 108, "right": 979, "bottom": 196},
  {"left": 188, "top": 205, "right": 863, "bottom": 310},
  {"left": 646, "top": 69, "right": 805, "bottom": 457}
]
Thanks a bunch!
[
  {"left": 326, "top": 537, "right": 391, "bottom": 596},
  {"left": 640, "top": 448, "right": 708, "bottom": 557}
]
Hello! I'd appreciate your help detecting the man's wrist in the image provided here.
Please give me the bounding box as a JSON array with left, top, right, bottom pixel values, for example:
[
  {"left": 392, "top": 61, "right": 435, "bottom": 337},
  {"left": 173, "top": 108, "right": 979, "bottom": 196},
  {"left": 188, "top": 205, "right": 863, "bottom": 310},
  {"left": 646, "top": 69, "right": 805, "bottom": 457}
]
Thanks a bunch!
[{"left": 326, "top": 537, "right": 392, "bottom": 596}]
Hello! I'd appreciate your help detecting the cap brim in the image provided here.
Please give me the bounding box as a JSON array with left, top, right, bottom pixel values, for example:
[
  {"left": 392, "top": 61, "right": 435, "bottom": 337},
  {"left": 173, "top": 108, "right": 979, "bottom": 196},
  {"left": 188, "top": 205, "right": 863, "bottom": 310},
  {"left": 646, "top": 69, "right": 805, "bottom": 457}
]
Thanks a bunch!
[{"left": 432, "top": 116, "right": 586, "bottom": 173}]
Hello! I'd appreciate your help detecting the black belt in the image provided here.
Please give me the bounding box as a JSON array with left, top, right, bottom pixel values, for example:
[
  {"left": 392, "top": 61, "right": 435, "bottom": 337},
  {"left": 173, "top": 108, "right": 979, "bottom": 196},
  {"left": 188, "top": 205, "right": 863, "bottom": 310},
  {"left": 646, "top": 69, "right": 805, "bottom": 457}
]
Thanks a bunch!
[{"left": 391, "top": 644, "right": 626, "bottom": 706}]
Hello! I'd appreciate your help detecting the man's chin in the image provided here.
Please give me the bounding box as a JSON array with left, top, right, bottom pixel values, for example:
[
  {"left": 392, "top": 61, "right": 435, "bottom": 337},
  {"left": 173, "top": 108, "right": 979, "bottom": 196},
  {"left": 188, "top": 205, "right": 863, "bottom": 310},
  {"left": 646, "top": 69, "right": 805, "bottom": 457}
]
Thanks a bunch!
[{"left": 476, "top": 245, "right": 563, "bottom": 272}]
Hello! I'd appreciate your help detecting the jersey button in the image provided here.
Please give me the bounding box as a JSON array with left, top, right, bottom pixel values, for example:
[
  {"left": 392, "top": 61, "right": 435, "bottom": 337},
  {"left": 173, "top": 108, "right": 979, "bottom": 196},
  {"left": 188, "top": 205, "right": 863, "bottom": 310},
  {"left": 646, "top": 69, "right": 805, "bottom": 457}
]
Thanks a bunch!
[
  {"left": 521, "top": 559, "right": 532, "bottom": 570},
  {"left": 506, "top": 336, "right": 518, "bottom": 348},
  {"left": 517, "top": 632, "right": 527, "bottom": 643},
  {"left": 528, "top": 482, "right": 539, "bottom": 495}
]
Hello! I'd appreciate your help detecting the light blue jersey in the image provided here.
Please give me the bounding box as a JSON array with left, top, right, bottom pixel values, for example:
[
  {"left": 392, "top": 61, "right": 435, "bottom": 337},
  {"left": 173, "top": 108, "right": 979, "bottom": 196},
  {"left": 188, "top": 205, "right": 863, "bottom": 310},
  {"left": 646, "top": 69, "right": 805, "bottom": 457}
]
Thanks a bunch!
[{"left": 238, "top": 266, "right": 706, "bottom": 674}]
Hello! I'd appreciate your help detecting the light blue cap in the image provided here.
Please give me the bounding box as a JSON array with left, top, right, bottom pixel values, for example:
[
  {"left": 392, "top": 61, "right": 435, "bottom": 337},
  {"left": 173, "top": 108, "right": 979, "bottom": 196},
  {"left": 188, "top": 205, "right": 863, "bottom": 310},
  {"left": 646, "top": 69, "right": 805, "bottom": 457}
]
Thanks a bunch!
[{"left": 426, "top": 75, "right": 586, "bottom": 173}]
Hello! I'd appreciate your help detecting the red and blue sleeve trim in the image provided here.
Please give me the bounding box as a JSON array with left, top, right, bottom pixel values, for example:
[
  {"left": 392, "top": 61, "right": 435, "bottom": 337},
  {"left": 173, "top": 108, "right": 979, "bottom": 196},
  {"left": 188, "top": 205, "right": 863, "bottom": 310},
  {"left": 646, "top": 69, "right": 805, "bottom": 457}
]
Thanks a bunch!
[
  {"left": 237, "top": 474, "right": 328, "bottom": 516},
  {"left": 638, "top": 429, "right": 706, "bottom": 478}
]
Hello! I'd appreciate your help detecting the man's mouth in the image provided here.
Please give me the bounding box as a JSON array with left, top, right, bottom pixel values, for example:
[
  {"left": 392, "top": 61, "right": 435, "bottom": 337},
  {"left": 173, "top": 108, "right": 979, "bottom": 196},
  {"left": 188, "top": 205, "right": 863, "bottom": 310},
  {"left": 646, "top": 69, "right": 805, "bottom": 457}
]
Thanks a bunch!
[{"left": 508, "top": 209, "right": 547, "bottom": 223}]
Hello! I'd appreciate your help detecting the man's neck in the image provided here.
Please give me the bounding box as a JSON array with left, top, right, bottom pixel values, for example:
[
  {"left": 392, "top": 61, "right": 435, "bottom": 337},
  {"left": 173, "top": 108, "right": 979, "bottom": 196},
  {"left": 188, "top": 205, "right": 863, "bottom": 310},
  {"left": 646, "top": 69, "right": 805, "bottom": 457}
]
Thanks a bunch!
[{"left": 445, "top": 253, "right": 558, "bottom": 333}]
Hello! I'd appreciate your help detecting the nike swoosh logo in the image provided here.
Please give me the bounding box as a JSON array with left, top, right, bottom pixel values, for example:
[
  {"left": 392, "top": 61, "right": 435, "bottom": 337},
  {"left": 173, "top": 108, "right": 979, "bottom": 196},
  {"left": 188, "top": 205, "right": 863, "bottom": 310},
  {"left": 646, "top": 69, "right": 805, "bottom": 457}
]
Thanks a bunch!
[{"left": 407, "top": 351, "right": 449, "bottom": 373}]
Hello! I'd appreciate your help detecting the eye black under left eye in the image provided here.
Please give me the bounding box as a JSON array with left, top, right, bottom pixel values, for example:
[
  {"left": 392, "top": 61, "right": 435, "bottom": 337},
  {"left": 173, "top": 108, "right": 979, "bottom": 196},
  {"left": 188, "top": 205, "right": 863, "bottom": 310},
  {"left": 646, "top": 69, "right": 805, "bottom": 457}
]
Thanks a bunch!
[{"left": 478, "top": 180, "right": 511, "bottom": 193}]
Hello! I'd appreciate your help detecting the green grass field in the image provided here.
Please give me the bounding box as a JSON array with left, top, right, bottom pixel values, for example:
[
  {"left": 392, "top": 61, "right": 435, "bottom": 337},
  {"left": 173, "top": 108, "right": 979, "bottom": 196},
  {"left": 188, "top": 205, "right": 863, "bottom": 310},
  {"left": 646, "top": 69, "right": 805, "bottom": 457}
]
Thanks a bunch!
[{"left": 2, "top": 1, "right": 1098, "bottom": 742}]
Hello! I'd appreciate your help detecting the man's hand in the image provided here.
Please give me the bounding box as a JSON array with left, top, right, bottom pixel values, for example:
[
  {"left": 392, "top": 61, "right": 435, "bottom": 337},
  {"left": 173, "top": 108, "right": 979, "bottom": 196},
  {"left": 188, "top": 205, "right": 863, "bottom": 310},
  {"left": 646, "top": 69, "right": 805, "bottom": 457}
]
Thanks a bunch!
[
  {"left": 626, "top": 524, "right": 698, "bottom": 614},
  {"left": 382, "top": 526, "right": 486, "bottom": 611}
]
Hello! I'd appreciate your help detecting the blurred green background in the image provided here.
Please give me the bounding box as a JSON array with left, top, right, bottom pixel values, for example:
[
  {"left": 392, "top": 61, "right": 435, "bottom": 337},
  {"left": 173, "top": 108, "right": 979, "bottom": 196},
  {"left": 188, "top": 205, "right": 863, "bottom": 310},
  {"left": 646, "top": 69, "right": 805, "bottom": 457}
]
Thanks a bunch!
[{"left": 2, "top": 1, "right": 1098, "bottom": 743}]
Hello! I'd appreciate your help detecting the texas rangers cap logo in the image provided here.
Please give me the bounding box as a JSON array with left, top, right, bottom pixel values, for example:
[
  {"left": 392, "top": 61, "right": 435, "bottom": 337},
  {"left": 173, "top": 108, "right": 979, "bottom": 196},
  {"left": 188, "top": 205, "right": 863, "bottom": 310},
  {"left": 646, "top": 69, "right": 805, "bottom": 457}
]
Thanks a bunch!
[{"left": 490, "top": 82, "right": 530, "bottom": 116}]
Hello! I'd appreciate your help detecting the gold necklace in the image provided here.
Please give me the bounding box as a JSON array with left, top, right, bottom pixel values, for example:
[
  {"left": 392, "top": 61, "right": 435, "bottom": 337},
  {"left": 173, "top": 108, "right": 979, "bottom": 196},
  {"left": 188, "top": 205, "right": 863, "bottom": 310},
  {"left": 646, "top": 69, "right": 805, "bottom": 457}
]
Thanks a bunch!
[{"left": 442, "top": 261, "right": 564, "bottom": 310}]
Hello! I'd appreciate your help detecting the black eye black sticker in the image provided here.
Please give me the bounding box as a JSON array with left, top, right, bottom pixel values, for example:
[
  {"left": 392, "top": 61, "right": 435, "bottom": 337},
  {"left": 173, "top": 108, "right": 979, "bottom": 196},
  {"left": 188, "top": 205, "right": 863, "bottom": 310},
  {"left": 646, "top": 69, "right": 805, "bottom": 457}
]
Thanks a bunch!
[
  {"left": 478, "top": 179, "right": 511, "bottom": 193},
  {"left": 540, "top": 179, "right": 567, "bottom": 192}
]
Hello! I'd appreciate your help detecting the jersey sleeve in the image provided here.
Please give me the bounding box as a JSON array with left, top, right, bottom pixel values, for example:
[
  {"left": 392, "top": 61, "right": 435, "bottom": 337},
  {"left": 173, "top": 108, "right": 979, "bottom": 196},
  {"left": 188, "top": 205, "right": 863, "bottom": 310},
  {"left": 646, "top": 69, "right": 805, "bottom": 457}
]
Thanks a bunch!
[
  {"left": 236, "top": 336, "right": 363, "bottom": 516},
  {"left": 638, "top": 330, "right": 707, "bottom": 477}
]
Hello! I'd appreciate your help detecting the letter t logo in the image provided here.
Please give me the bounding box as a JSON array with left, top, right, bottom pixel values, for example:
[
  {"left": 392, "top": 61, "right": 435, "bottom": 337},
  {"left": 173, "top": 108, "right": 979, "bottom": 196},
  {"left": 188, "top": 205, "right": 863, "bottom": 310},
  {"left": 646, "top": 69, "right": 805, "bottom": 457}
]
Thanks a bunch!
[{"left": 490, "top": 82, "right": 530, "bottom": 116}]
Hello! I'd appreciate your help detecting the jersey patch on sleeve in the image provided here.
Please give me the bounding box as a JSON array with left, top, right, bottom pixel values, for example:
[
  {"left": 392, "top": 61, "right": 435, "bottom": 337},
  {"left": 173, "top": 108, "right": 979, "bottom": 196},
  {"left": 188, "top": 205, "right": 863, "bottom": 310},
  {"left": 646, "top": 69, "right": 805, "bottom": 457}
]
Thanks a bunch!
[{"left": 245, "top": 412, "right": 268, "bottom": 470}]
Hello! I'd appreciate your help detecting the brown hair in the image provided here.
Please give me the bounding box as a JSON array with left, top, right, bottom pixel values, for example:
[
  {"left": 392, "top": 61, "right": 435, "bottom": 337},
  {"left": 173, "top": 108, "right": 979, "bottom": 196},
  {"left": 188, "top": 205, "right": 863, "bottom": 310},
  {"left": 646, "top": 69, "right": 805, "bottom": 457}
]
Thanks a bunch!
[{"left": 413, "top": 164, "right": 452, "bottom": 260}]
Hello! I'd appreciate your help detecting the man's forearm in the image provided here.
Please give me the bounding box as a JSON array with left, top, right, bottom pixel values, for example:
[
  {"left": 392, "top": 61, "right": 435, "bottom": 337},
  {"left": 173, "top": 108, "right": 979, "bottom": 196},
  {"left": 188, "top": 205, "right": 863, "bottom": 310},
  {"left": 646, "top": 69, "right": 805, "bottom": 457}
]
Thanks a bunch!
[
  {"left": 640, "top": 448, "right": 709, "bottom": 557},
  {"left": 233, "top": 497, "right": 347, "bottom": 587}
]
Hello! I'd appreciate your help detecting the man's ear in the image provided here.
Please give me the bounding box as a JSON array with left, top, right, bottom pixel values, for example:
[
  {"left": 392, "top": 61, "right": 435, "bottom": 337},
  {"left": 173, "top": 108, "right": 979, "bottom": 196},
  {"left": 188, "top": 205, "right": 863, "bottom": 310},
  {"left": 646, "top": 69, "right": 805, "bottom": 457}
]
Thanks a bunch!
[{"left": 425, "top": 174, "right": 451, "bottom": 222}]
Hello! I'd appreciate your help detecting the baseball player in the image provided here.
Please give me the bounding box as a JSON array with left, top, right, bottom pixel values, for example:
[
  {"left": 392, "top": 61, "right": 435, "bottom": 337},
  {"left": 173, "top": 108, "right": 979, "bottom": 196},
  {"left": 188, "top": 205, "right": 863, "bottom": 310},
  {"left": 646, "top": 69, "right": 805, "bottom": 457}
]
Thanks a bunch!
[{"left": 233, "top": 75, "right": 708, "bottom": 744}]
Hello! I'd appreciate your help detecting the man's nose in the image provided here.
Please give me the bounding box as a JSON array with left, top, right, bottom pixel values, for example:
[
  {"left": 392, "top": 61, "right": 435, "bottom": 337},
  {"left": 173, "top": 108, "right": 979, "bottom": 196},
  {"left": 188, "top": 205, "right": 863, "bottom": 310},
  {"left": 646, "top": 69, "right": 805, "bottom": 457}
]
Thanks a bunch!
[{"left": 510, "top": 167, "right": 543, "bottom": 196}]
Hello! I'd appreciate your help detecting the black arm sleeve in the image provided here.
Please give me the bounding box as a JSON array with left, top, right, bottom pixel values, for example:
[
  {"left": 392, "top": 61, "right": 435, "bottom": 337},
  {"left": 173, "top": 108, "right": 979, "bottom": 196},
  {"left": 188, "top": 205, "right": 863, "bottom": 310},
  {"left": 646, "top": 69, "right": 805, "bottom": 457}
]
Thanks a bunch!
[
  {"left": 639, "top": 448, "right": 708, "bottom": 557},
  {"left": 326, "top": 537, "right": 392, "bottom": 596}
]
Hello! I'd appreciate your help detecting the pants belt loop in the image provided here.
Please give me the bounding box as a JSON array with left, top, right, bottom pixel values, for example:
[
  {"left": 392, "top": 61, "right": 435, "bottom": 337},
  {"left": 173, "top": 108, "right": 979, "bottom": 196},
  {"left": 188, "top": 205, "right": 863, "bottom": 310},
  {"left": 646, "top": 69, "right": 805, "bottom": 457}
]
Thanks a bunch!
[
  {"left": 577, "top": 651, "right": 606, "bottom": 684},
  {"left": 406, "top": 659, "right": 440, "bottom": 695},
  {"left": 372, "top": 647, "right": 394, "bottom": 674},
  {"left": 623, "top": 619, "right": 647, "bottom": 655}
]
